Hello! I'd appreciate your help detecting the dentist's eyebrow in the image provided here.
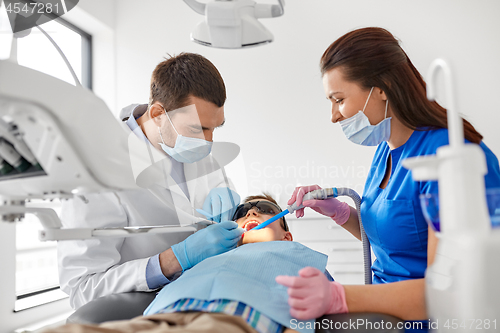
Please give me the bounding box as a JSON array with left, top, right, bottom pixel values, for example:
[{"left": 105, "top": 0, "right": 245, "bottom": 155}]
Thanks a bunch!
[{"left": 200, "top": 119, "right": 225, "bottom": 131}]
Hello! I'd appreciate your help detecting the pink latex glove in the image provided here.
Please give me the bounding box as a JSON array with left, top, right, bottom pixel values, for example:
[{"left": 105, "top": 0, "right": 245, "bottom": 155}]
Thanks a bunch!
[
  {"left": 288, "top": 185, "right": 350, "bottom": 225},
  {"left": 275, "top": 266, "right": 348, "bottom": 320}
]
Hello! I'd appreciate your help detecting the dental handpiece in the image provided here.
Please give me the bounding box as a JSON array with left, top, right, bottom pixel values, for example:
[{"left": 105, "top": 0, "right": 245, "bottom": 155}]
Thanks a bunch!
[{"left": 250, "top": 188, "right": 338, "bottom": 231}]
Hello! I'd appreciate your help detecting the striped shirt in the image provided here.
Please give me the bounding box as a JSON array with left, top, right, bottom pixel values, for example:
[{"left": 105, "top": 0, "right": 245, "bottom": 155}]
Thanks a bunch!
[{"left": 159, "top": 298, "right": 284, "bottom": 333}]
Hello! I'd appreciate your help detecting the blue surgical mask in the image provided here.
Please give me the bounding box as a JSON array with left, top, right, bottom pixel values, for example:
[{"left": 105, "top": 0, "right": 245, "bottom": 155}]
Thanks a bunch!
[
  {"left": 157, "top": 106, "right": 213, "bottom": 163},
  {"left": 339, "top": 87, "right": 391, "bottom": 146}
]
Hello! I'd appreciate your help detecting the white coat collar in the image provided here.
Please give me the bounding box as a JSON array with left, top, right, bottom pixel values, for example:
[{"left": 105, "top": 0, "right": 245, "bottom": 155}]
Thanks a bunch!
[{"left": 121, "top": 104, "right": 191, "bottom": 204}]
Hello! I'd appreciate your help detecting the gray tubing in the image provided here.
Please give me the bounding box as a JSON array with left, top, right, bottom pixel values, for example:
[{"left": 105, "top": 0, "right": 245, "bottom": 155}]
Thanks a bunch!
[
  {"left": 36, "top": 26, "right": 82, "bottom": 87},
  {"left": 335, "top": 187, "right": 372, "bottom": 285}
]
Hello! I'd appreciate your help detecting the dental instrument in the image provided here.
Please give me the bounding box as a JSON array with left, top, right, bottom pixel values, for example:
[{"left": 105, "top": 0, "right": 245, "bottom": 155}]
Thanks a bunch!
[
  {"left": 196, "top": 209, "right": 214, "bottom": 219},
  {"left": 0, "top": 30, "right": 216, "bottom": 240},
  {"left": 251, "top": 188, "right": 337, "bottom": 231},
  {"left": 0, "top": 138, "right": 31, "bottom": 173},
  {"left": 0, "top": 117, "right": 39, "bottom": 166},
  {"left": 250, "top": 187, "right": 373, "bottom": 285}
]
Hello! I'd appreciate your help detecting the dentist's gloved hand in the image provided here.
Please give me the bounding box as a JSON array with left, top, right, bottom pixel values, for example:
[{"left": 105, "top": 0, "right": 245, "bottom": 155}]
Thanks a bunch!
[
  {"left": 171, "top": 221, "right": 243, "bottom": 271},
  {"left": 275, "top": 266, "right": 348, "bottom": 320},
  {"left": 202, "top": 187, "right": 241, "bottom": 223},
  {"left": 288, "top": 185, "right": 350, "bottom": 225}
]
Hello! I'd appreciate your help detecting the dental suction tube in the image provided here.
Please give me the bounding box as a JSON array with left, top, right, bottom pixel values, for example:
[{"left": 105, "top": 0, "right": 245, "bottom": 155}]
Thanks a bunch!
[
  {"left": 335, "top": 188, "right": 372, "bottom": 285},
  {"left": 288, "top": 188, "right": 372, "bottom": 285},
  {"left": 251, "top": 187, "right": 372, "bottom": 284},
  {"left": 286, "top": 188, "right": 337, "bottom": 213}
]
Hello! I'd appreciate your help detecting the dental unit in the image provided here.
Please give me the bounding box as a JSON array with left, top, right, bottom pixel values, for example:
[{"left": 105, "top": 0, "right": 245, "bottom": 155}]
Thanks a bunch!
[
  {"left": 403, "top": 59, "right": 500, "bottom": 331},
  {"left": 0, "top": 29, "right": 214, "bottom": 241}
]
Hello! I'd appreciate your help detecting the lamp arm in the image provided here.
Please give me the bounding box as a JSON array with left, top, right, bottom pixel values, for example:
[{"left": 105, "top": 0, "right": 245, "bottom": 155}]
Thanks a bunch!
[
  {"left": 183, "top": 0, "right": 206, "bottom": 15},
  {"left": 272, "top": 0, "right": 285, "bottom": 17},
  {"left": 255, "top": 0, "right": 285, "bottom": 19}
]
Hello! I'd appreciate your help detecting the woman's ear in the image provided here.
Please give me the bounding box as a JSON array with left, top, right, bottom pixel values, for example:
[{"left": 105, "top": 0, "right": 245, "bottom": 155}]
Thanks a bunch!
[
  {"left": 377, "top": 87, "right": 388, "bottom": 101},
  {"left": 282, "top": 231, "right": 293, "bottom": 242}
]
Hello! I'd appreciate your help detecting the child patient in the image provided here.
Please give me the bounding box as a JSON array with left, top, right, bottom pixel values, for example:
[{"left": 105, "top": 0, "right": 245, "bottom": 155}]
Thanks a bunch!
[
  {"left": 234, "top": 193, "right": 293, "bottom": 245},
  {"left": 46, "top": 194, "right": 329, "bottom": 333}
]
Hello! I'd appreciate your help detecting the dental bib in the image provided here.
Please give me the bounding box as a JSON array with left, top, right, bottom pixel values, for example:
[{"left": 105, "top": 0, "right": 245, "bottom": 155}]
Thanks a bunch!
[{"left": 144, "top": 241, "right": 328, "bottom": 333}]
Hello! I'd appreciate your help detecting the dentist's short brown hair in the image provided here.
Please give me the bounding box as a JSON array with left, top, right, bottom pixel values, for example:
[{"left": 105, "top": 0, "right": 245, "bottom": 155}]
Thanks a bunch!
[{"left": 149, "top": 53, "right": 226, "bottom": 112}]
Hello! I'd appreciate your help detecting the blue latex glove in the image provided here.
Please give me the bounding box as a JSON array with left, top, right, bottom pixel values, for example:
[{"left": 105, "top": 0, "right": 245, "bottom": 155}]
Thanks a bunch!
[
  {"left": 171, "top": 221, "right": 244, "bottom": 271},
  {"left": 202, "top": 187, "right": 241, "bottom": 223}
]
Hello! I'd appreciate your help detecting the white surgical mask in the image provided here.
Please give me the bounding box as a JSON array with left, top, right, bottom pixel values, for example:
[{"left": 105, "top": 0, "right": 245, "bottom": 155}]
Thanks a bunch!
[
  {"left": 157, "top": 106, "right": 213, "bottom": 163},
  {"left": 339, "top": 87, "right": 391, "bottom": 146}
]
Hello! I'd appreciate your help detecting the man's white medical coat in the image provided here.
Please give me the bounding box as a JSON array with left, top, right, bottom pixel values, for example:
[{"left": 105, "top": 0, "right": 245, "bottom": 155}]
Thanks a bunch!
[{"left": 58, "top": 105, "right": 232, "bottom": 309}]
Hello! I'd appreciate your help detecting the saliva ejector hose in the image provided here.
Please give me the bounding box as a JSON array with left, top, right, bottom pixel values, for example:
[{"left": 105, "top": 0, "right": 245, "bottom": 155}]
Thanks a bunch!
[{"left": 252, "top": 187, "right": 372, "bottom": 285}]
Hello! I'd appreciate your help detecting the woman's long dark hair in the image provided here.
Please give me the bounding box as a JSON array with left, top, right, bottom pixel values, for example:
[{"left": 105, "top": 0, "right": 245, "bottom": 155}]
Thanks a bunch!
[{"left": 320, "top": 27, "right": 482, "bottom": 144}]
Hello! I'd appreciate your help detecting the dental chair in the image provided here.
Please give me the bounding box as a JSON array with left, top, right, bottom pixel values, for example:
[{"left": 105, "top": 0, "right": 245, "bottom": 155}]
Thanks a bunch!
[
  {"left": 67, "top": 291, "right": 404, "bottom": 333},
  {"left": 66, "top": 291, "right": 157, "bottom": 325},
  {"left": 65, "top": 212, "right": 404, "bottom": 332}
]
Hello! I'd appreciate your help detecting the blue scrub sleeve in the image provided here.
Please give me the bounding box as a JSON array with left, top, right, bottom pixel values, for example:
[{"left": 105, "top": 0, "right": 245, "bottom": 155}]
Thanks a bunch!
[{"left": 146, "top": 254, "right": 171, "bottom": 289}]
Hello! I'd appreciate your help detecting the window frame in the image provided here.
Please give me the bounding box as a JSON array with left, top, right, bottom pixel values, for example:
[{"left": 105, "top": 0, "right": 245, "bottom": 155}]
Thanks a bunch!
[{"left": 52, "top": 16, "right": 93, "bottom": 90}]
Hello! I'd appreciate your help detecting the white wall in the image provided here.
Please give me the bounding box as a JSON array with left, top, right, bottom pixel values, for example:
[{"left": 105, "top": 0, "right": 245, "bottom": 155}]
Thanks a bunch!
[{"left": 114, "top": 0, "right": 500, "bottom": 205}]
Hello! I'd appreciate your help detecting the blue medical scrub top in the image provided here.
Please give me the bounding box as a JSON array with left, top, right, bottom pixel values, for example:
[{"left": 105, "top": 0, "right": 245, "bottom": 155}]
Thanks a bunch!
[{"left": 361, "top": 128, "right": 500, "bottom": 284}]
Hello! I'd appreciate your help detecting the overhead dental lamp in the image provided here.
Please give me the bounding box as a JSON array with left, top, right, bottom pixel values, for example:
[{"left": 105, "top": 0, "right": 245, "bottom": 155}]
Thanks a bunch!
[{"left": 183, "top": 0, "right": 285, "bottom": 49}]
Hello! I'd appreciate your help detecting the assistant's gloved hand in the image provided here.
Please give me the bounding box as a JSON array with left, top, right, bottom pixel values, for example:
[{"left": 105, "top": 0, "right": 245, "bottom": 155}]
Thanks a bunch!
[
  {"left": 288, "top": 185, "right": 350, "bottom": 225},
  {"left": 202, "top": 187, "right": 241, "bottom": 223},
  {"left": 171, "top": 221, "right": 244, "bottom": 271},
  {"left": 275, "top": 266, "right": 348, "bottom": 320}
]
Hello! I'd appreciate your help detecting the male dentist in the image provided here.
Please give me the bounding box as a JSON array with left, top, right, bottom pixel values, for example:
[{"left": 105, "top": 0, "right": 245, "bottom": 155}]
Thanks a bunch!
[{"left": 58, "top": 53, "right": 242, "bottom": 309}]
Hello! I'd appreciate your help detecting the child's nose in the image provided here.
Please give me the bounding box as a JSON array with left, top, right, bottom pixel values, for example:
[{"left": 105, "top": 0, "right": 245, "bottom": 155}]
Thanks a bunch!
[{"left": 246, "top": 208, "right": 260, "bottom": 217}]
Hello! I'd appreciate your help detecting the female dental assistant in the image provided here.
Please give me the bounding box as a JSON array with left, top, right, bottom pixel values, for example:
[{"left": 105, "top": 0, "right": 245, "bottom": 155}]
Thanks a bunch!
[{"left": 276, "top": 27, "right": 500, "bottom": 321}]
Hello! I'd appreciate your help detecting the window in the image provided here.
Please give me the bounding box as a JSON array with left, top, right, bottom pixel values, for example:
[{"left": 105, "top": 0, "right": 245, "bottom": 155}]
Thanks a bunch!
[
  {"left": 0, "top": 2, "right": 92, "bottom": 88},
  {"left": 15, "top": 201, "right": 68, "bottom": 311},
  {"left": 0, "top": 2, "right": 92, "bottom": 310}
]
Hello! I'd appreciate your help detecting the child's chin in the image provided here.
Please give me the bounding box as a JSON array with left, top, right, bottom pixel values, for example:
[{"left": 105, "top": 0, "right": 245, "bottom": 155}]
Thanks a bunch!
[
  {"left": 241, "top": 233, "right": 275, "bottom": 245},
  {"left": 241, "top": 239, "right": 263, "bottom": 245}
]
